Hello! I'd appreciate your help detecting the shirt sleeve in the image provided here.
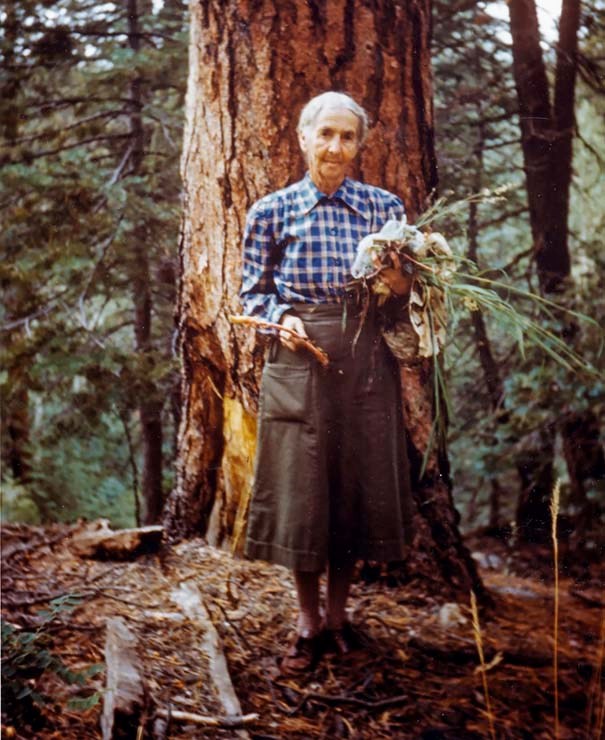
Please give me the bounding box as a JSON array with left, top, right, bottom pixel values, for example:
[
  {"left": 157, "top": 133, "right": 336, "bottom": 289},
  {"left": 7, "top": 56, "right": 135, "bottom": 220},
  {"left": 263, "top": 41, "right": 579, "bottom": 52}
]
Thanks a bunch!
[{"left": 239, "top": 201, "right": 292, "bottom": 325}]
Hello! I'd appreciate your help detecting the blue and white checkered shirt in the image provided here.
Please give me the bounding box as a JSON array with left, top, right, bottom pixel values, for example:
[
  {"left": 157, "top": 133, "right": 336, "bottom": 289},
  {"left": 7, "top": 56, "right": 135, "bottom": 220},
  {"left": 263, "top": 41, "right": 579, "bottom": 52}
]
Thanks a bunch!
[{"left": 240, "top": 173, "right": 405, "bottom": 324}]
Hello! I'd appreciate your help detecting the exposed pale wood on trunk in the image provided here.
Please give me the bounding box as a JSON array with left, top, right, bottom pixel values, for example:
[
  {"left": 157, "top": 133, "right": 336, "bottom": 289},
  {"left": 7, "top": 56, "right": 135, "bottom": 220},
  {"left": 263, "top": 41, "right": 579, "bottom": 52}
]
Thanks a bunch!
[{"left": 101, "top": 617, "right": 147, "bottom": 740}]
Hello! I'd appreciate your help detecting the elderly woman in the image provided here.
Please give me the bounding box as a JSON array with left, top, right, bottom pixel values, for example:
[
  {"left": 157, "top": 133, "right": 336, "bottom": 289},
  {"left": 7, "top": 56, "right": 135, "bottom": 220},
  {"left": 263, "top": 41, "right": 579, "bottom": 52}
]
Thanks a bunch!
[{"left": 240, "top": 91, "right": 414, "bottom": 673}]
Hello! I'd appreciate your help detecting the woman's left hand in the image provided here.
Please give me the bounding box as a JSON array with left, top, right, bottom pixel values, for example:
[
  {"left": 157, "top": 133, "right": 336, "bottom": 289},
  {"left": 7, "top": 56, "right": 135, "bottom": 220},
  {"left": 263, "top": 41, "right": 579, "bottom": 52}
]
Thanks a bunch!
[{"left": 373, "top": 249, "right": 414, "bottom": 296}]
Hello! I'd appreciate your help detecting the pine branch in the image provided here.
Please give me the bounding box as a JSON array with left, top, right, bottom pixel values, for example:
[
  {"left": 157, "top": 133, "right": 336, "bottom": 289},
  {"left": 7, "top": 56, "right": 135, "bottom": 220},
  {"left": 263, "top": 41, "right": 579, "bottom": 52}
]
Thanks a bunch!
[
  {"left": 478, "top": 206, "right": 529, "bottom": 229},
  {"left": 6, "top": 134, "right": 131, "bottom": 163},
  {"left": 27, "top": 97, "right": 138, "bottom": 111},
  {"left": 7, "top": 110, "right": 130, "bottom": 146}
]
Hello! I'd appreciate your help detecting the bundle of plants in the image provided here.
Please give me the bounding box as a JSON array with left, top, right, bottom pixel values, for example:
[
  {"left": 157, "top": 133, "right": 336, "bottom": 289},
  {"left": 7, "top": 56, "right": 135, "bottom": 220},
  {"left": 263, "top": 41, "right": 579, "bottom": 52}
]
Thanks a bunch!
[
  {"left": 349, "top": 193, "right": 599, "bottom": 377},
  {"left": 348, "top": 192, "right": 600, "bottom": 472}
]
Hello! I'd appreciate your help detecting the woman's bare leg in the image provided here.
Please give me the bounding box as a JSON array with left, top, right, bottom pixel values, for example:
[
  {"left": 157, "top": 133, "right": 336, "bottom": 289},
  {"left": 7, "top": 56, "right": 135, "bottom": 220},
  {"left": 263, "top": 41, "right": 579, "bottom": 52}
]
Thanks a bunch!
[
  {"left": 293, "top": 570, "right": 322, "bottom": 636},
  {"left": 325, "top": 560, "right": 356, "bottom": 629}
]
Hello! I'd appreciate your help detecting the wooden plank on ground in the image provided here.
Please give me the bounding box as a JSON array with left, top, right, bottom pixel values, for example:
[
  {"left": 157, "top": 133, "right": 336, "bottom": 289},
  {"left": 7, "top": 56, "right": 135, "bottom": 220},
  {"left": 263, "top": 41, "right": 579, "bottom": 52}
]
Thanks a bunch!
[
  {"left": 171, "top": 580, "right": 251, "bottom": 739},
  {"left": 101, "top": 616, "right": 146, "bottom": 740}
]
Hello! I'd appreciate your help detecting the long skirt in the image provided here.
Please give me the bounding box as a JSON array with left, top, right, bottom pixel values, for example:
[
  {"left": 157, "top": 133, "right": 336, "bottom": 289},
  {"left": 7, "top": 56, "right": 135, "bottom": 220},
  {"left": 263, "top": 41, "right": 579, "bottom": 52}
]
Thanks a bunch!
[{"left": 244, "top": 302, "right": 414, "bottom": 572}]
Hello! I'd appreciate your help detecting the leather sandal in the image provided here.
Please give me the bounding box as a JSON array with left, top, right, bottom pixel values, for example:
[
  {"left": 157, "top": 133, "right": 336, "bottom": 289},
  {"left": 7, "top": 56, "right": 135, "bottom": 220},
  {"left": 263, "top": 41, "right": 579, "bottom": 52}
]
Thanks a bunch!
[
  {"left": 322, "top": 621, "right": 365, "bottom": 656},
  {"left": 280, "top": 633, "right": 323, "bottom": 674}
]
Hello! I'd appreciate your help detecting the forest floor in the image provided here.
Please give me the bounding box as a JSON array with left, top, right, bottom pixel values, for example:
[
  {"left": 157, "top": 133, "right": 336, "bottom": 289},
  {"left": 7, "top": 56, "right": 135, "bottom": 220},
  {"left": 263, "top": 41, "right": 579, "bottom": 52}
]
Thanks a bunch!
[{"left": 1, "top": 521, "right": 603, "bottom": 740}]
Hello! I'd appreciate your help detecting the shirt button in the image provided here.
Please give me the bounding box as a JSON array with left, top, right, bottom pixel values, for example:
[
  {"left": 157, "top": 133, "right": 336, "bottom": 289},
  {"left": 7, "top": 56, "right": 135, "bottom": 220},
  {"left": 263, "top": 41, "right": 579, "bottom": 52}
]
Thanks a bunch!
[{"left": 330, "top": 227, "right": 338, "bottom": 235}]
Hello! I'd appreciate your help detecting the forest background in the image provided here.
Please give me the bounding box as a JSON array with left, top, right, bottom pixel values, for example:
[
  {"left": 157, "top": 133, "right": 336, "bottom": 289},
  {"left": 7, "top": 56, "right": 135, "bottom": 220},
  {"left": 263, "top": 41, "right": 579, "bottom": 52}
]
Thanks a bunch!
[{"left": 1, "top": 0, "right": 604, "bottom": 554}]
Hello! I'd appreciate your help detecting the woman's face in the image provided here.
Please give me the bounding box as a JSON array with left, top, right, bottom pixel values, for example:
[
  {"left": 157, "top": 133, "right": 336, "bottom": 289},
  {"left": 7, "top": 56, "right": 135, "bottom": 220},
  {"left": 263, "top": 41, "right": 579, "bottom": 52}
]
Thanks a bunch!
[{"left": 298, "top": 106, "right": 361, "bottom": 195}]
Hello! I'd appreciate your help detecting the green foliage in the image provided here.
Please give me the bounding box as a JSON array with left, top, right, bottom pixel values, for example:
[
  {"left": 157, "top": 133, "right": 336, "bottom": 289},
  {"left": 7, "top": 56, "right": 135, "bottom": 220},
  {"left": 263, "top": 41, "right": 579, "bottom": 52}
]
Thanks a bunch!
[
  {"left": 432, "top": 1, "right": 605, "bottom": 529},
  {"left": 1, "top": 594, "right": 103, "bottom": 729},
  {"left": 1, "top": 0, "right": 186, "bottom": 524}
]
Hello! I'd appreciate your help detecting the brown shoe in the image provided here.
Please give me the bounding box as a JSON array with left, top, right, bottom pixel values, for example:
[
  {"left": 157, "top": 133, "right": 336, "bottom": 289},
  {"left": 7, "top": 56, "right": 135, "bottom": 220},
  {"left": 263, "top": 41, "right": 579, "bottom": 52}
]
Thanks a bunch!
[
  {"left": 323, "top": 622, "right": 365, "bottom": 656},
  {"left": 280, "top": 633, "right": 323, "bottom": 675}
]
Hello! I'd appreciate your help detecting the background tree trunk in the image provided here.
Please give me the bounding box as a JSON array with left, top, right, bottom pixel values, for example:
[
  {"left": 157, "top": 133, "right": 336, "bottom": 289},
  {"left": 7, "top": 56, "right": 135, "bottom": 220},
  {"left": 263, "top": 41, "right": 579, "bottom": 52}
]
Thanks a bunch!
[
  {"left": 164, "top": 0, "right": 484, "bottom": 600},
  {"left": 1, "top": 2, "right": 32, "bottom": 493},
  {"left": 508, "top": 0, "right": 580, "bottom": 292},
  {"left": 508, "top": 0, "right": 588, "bottom": 544},
  {"left": 127, "top": 0, "right": 164, "bottom": 524}
]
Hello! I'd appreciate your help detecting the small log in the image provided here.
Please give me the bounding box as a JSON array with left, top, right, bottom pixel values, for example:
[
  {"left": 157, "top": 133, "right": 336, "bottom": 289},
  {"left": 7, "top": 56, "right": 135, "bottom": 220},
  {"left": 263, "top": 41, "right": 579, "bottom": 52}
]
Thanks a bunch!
[
  {"left": 170, "top": 581, "right": 250, "bottom": 739},
  {"left": 72, "top": 524, "right": 163, "bottom": 560},
  {"left": 101, "top": 617, "right": 146, "bottom": 740}
]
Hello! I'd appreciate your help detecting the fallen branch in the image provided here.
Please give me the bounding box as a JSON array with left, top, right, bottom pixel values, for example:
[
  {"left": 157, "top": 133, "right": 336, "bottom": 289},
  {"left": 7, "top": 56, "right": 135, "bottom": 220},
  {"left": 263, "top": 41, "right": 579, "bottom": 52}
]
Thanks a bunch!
[
  {"left": 287, "top": 689, "right": 409, "bottom": 714},
  {"left": 171, "top": 581, "right": 249, "bottom": 738},
  {"left": 101, "top": 617, "right": 146, "bottom": 740},
  {"left": 569, "top": 587, "right": 605, "bottom": 609},
  {"left": 71, "top": 524, "right": 163, "bottom": 559},
  {"left": 228, "top": 314, "right": 329, "bottom": 367},
  {"left": 156, "top": 709, "right": 258, "bottom": 728}
]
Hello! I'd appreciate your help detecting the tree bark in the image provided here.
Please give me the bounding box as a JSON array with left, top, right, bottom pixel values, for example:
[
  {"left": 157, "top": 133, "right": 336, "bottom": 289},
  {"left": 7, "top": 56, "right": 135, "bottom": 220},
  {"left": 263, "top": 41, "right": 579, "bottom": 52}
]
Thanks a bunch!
[
  {"left": 164, "top": 0, "right": 483, "bottom": 600},
  {"left": 127, "top": 0, "right": 164, "bottom": 525},
  {"left": 508, "top": 0, "right": 580, "bottom": 292},
  {"left": 547, "top": 0, "right": 581, "bottom": 287},
  {"left": 515, "top": 425, "right": 556, "bottom": 544},
  {"left": 560, "top": 409, "right": 605, "bottom": 547}
]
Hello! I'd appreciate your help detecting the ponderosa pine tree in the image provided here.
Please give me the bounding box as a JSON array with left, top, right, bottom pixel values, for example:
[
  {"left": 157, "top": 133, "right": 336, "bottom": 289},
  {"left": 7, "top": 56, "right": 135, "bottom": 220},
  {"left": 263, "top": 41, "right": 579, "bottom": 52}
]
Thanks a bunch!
[{"left": 163, "top": 0, "right": 485, "bottom": 600}]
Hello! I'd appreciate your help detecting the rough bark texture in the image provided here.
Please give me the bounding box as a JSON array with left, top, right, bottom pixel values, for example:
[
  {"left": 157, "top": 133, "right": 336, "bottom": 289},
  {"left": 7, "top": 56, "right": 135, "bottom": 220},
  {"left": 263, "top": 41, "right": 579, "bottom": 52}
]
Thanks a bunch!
[
  {"left": 560, "top": 409, "right": 605, "bottom": 547},
  {"left": 508, "top": 0, "right": 580, "bottom": 292},
  {"left": 164, "top": 0, "right": 483, "bottom": 599}
]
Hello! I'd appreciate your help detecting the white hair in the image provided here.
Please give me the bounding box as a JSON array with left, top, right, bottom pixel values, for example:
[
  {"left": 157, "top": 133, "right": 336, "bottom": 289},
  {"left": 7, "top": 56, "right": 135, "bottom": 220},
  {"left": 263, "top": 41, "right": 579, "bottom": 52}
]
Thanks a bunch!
[{"left": 297, "top": 92, "right": 369, "bottom": 145}]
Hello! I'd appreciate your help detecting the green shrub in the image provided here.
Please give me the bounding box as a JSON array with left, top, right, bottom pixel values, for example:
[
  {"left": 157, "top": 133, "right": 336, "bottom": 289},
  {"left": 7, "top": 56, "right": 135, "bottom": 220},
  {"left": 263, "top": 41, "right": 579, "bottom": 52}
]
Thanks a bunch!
[{"left": 1, "top": 594, "right": 103, "bottom": 730}]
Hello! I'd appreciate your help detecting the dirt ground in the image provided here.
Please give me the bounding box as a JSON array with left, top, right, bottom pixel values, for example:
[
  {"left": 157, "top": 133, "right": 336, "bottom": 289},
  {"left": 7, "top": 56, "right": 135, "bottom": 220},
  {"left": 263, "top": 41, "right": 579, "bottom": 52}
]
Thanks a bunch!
[{"left": 1, "top": 522, "right": 603, "bottom": 739}]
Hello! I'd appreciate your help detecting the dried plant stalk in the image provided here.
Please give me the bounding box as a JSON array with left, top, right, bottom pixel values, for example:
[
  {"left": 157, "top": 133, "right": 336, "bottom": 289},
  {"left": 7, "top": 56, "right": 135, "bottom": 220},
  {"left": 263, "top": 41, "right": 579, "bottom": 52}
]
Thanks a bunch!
[
  {"left": 228, "top": 315, "right": 329, "bottom": 367},
  {"left": 470, "top": 590, "right": 497, "bottom": 740},
  {"left": 550, "top": 479, "right": 560, "bottom": 740}
]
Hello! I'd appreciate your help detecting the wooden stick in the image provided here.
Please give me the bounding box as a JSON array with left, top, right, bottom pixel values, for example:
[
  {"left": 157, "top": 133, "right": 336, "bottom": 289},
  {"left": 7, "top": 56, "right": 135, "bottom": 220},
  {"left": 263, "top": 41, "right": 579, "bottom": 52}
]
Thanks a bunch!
[
  {"left": 228, "top": 315, "right": 329, "bottom": 367},
  {"left": 156, "top": 709, "right": 259, "bottom": 728},
  {"left": 170, "top": 581, "right": 250, "bottom": 739}
]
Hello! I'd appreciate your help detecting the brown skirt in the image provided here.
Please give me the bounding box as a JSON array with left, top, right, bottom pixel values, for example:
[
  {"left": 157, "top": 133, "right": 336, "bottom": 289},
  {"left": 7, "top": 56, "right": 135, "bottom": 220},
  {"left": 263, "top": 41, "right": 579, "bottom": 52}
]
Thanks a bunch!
[{"left": 244, "top": 303, "right": 414, "bottom": 572}]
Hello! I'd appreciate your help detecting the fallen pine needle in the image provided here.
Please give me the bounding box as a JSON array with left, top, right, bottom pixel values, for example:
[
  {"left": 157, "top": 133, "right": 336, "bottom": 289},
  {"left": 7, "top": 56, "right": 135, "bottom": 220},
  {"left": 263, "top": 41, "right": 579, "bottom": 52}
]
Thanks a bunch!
[
  {"left": 471, "top": 590, "right": 497, "bottom": 740},
  {"left": 156, "top": 709, "right": 259, "bottom": 727},
  {"left": 228, "top": 314, "right": 330, "bottom": 367}
]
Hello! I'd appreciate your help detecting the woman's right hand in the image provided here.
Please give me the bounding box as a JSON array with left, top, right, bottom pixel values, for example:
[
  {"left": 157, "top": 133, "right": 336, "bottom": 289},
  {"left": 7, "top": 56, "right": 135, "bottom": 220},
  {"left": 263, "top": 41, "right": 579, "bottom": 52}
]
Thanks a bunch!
[{"left": 279, "top": 313, "right": 309, "bottom": 352}]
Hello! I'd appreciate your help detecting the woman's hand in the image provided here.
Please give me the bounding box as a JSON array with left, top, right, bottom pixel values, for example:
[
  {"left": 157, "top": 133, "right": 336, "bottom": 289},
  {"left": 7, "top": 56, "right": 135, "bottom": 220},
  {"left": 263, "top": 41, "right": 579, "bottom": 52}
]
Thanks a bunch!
[
  {"left": 373, "top": 249, "right": 414, "bottom": 296},
  {"left": 279, "top": 312, "right": 309, "bottom": 352}
]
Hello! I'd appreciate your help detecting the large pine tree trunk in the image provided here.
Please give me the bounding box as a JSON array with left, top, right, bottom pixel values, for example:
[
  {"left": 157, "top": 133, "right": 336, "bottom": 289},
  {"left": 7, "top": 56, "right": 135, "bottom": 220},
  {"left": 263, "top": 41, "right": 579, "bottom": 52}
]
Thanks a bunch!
[{"left": 164, "top": 0, "right": 484, "bottom": 600}]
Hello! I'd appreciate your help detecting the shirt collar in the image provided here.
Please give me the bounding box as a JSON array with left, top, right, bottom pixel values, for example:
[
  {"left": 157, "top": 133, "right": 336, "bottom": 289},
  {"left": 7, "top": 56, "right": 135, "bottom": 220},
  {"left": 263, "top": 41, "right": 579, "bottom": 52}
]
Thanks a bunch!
[{"left": 298, "top": 173, "right": 370, "bottom": 220}]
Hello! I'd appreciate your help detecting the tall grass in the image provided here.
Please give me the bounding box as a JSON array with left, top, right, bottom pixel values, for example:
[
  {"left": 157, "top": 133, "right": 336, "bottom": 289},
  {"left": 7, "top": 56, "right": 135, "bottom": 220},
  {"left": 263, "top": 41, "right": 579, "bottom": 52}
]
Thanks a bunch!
[
  {"left": 550, "top": 480, "right": 560, "bottom": 739},
  {"left": 470, "top": 590, "right": 497, "bottom": 740}
]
